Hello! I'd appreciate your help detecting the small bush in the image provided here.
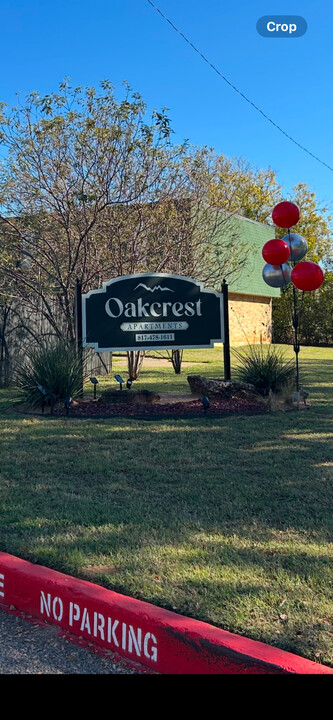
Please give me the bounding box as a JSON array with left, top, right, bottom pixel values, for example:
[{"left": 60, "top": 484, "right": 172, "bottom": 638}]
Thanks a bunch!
[
  {"left": 232, "top": 345, "right": 296, "bottom": 397},
  {"left": 15, "top": 341, "right": 86, "bottom": 408}
]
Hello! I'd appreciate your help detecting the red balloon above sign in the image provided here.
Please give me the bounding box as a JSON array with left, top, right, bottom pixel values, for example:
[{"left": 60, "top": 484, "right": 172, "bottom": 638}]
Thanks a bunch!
[
  {"left": 272, "top": 201, "right": 300, "bottom": 229},
  {"left": 262, "top": 238, "right": 290, "bottom": 265},
  {"left": 291, "top": 261, "right": 324, "bottom": 291}
]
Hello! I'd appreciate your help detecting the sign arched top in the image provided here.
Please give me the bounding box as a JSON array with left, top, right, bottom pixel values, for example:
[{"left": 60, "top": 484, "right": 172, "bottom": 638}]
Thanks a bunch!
[{"left": 82, "top": 273, "right": 224, "bottom": 352}]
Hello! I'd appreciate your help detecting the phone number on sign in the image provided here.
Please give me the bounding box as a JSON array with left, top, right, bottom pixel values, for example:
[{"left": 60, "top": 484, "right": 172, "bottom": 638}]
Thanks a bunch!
[{"left": 135, "top": 333, "right": 175, "bottom": 342}]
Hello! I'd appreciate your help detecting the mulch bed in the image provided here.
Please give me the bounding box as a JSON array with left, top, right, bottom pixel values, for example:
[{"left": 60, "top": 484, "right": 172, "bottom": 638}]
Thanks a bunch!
[{"left": 53, "top": 396, "right": 267, "bottom": 419}]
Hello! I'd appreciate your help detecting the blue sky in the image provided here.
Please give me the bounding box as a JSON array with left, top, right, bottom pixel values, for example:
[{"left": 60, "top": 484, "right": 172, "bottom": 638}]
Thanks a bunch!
[{"left": 1, "top": 0, "right": 333, "bottom": 211}]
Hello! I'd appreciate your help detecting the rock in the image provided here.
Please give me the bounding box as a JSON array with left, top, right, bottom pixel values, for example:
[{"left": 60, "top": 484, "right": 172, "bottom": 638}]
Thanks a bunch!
[
  {"left": 187, "top": 375, "right": 258, "bottom": 399},
  {"left": 99, "top": 388, "right": 161, "bottom": 405}
]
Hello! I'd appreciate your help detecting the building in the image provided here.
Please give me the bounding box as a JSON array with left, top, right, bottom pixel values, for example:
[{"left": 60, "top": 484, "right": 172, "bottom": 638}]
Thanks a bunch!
[{"left": 225, "top": 215, "right": 279, "bottom": 345}]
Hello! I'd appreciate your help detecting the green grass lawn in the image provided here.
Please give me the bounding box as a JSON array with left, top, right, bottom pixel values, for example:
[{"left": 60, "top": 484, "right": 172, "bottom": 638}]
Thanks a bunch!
[{"left": 1, "top": 344, "right": 332, "bottom": 667}]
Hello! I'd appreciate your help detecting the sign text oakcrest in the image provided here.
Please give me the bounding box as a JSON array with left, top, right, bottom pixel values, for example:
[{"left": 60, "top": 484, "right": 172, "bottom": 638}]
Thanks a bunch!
[{"left": 82, "top": 273, "right": 224, "bottom": 352}]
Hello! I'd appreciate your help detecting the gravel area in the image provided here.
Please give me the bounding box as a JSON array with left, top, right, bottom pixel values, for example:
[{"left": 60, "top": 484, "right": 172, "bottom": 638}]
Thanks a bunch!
[{"left": 0, "top": 608, "right": 151, "bottom": 674}]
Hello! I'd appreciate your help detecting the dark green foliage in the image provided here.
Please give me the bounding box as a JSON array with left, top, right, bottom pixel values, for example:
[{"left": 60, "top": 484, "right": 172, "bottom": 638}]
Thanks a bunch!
[
  {"left": 273, "top": 275, "right": 333, "bottom": 346},
  {"left": 15, "top": 341, "right": 85, "bottom": 408},
  {"left": 232, "top": 345, "right": 296, "bottom": 396}
]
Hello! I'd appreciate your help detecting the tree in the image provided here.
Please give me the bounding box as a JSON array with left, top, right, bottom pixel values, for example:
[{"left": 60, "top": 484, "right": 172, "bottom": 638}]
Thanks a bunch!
[
  {"left": 0, "top": 240, "right": 34, "bottom": 386},
  {"left": 210, "top": 156, "right": 282, "bottom": 224},
  {"left": 0, "top": 80, "right": 185, "bottom": 342},
  {"left": 273, "top": 272, "right": 333, "bottom": 345},
  {"left": 275, "top": 183, "right": 333, "bottom": 262},
  {"left": 0, "top": 81, "right": 252, "bottom": 380}
]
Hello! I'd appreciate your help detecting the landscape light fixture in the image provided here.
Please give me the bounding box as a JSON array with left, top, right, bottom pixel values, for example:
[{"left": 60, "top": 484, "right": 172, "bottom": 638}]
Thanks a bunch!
[
  {"left": 90, "top": 376, "right": 99, "bottom": 399},
  {"left": 126, "top": 379, "right": 133, "bottom": 389},
  {"left": 45, "top": 388, "right": 57, "bottom": 415},
  {"left": 37, "top": 385, "right": 56, "bottom": 414},
  {"left": 201, "top": 396, "right": 210, "bottom": 414},
  {"left": 36, "top": 384, "right": 47, "bottom": 413},
  {"left": 64, "top": 396, "right": 71, "bottom": 416},
  {"left": 115, "top": 374, "right": 124, "bottom": 391}
]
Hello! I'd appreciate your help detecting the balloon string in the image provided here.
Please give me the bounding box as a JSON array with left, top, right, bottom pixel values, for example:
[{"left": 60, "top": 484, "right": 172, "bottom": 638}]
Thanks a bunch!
[
  {"left": 292, "top": 283, "right": 300, "bottom": 394},
  {"left": 282, "top": 227, "right": 296, "bottom": 330},
  {"left": 297, "top": 290, "right": 305, "bottom": 338},
  {"left": 279, "top": 228, "right": 294, "bottom": 332},
  {"left": 280, "top": 281, "right": 294, "bottom": 331},
  {"left": 287, "top": 228, "right": 294, "bottom": 262}
]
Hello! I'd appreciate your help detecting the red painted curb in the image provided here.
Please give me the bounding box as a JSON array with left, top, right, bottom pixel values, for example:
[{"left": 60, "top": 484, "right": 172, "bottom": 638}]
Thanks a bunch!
[{"left": 0, "top": 551, "right": 332, "bottom": 674}]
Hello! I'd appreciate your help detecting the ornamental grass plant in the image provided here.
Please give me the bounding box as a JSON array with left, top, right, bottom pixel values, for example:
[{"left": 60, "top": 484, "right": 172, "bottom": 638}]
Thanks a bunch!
[
  {"left": 15, "top": 340, "right": 86, "bottom": 408},
  {"left": 232, "top": 344, "right": 296, "bottom": 397}
]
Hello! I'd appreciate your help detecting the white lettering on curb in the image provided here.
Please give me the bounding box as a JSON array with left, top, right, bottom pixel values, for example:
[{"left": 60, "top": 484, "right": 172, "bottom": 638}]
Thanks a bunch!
[
  {"left": 40, "top": 592, "right": 158, "bottom": 662},
  {"left": 128, "top": 625, "right": 142, "bottom": 656},
  {"left": 52, "top": 596, "right": 64, "bottom": 621},
  {"left": 107, "top": 618, "right": 120, "bottom": 647},
  {"left": 80, "top": 607, "right": 91, "bottom": 634},
  {"left": 144, "top": 632, "right": 158, "bottom": 662},
  {"left": 40, "top": 592, "right": 63, "bottom": 621},
  {"left": 0, "top": 573, "right": 4, "bottom": 598},
  {"left": 93, "top": 612, "right": 105, "bottom": 640}
]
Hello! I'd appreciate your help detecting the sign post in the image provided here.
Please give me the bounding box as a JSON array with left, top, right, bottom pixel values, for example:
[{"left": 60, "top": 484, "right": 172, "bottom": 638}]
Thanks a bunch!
[
  {"left": 82, "top": 273, "right": 224, "bottom": 355},
  {"left": 75, "top": 278, "right": 83, "bottom": 397},
  {"left": 221, "top": 279, "right": 231, "bottom": 381}
]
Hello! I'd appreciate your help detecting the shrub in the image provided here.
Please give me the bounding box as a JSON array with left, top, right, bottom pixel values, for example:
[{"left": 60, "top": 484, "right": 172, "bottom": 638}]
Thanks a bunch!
[
  {"left": 232, "top": 345, "right": 296, "bottom": 397},
  {"left": 15, "top": 340, "right": 86, "bottom": 408}
]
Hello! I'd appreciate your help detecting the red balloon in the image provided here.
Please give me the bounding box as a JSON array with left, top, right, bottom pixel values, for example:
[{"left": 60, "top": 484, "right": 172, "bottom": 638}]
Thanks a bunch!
[
  {"left": 291, "top": 261, "right": 324, "bottom": 291},
  {"left": 272, "top": 201, "right": 300, "bottom": 229},
  {"left": 262, "top": 239, "right": 290, "bottom": 265}
]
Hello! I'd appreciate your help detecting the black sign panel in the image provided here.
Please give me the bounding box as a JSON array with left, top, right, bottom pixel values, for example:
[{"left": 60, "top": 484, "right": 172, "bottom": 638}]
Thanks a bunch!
[{"left": 82, "top": 274, "right": 224, "bottom": 352}]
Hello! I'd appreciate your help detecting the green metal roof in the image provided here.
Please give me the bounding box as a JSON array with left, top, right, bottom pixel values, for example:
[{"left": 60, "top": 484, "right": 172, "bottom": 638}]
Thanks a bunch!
[{"left": 226, "top": 215, "right": 280, "bottom": 297}]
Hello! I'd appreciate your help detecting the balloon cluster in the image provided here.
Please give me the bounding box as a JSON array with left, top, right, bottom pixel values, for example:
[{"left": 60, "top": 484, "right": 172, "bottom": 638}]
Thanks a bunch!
[{"left": 262, "top": 201, "right": 324, "bottom": 291}]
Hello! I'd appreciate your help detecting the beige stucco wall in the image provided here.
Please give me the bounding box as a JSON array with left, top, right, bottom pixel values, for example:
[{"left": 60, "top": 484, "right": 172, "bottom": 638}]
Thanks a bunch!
[{"left": 228, "top": 293, "right": 272, "bottom": 346}]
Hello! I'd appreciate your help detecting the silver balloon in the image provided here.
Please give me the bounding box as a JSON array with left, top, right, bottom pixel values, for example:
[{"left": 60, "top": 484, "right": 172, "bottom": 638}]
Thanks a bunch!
[
  {"left": 262, "top": 262, "right": 292, "bottom": 288},
  {"left": 282, "top": 233, "right": 308, "bottom": 262}
]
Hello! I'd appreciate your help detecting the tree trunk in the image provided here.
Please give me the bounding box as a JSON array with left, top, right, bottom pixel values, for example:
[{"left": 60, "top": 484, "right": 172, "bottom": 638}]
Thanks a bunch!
[
  {"left": 171, "top": 349, "right": 183, "bottom": 374},
  {"left": 0, "top": 306, "right": 11, "bottom": 388},
  {"left": 127, "top": 351, "right": 145, "bottom": 380}
]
